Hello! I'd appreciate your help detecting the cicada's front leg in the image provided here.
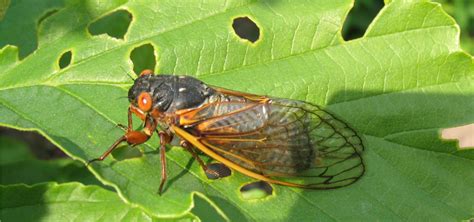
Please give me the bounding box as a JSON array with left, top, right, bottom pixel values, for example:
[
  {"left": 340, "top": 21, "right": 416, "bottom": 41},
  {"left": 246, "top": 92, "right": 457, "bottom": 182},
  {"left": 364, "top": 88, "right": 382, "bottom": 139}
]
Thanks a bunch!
[{"left": 87, "top": 105, "right": 156, "bottom": 165}]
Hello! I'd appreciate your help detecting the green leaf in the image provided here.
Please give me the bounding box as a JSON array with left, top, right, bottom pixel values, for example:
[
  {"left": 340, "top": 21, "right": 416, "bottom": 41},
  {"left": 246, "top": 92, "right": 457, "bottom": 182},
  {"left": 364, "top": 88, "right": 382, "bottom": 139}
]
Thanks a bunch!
[
  {"left": 0, "top": 135, "right": 99, "bottom": 186},
  {"left": 0, "top": 182, "right": 198, "bottom": 221},
  {"left": 0, "top": 0, "right": 473, "bottom": 221}
]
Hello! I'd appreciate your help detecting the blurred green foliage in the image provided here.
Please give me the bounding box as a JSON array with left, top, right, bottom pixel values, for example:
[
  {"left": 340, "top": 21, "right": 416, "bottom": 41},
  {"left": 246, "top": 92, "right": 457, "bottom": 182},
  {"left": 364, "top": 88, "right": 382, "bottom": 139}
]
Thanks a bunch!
[
  {"left": 343, "top": 0, "right": 473, "bottom": 54},
  {"left": 434, "top": 0, "right": 474, "bottom": 54}
]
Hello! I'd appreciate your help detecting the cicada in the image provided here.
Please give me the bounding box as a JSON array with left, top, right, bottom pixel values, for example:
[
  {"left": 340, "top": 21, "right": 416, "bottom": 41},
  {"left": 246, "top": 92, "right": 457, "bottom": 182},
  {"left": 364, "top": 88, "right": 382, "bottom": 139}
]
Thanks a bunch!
[{"left": 88, "top": 70, "right": 365, "bottom": 194}]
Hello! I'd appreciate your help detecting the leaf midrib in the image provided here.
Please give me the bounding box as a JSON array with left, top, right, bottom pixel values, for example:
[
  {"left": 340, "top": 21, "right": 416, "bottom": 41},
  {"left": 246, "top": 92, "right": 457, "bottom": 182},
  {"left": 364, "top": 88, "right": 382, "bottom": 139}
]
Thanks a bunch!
[{"left": 0, "top": 77, "right": 470, "bottom": 157}]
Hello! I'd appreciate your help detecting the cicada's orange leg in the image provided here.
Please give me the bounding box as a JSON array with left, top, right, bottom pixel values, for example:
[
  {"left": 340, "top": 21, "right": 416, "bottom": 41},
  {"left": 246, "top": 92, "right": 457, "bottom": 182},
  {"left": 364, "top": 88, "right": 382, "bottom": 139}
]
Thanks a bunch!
[
  {"left": 180, "top": 140, "right": 223, "bottom": 179},
  {"left": 180, "top": 141, "right": 207, "bottom": 169},
  {"left": 158, "top": 131, "right": 172, "bottom": 195},
  {"left": 87, "top": 106, "right": 156, "bottom": 165},
  {"left": 129, "top": 105, "right": 146, "bottom": 122}
]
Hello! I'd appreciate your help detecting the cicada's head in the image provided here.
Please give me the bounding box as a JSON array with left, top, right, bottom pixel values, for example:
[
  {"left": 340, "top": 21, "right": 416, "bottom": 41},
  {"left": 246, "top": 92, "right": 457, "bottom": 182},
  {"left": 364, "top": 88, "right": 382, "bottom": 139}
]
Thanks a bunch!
[
  {"left": 128, "top": 70, "right": 174, "bottom": 113},
  {"left": 128, "top": 70, "right": 215, "bottom": 114}
]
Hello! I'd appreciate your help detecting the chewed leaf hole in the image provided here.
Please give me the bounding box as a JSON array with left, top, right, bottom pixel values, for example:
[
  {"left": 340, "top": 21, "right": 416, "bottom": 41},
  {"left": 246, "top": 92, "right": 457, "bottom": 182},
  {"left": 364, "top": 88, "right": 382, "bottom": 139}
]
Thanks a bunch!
[
  {"left": 130, "top": 43, "right": 156, "bottom": 75},
  {"left": 205, "top": 163, "right": 231, "bottom": 179},
  {"left": 88, "top": 9, "right": 132, "bottom": 39},
  {"left": 232, "top": 17, "right": 260, "bottom": 43},
  {"left": 240, "top": 181, "right": 273, "bottom": 200},
  {"left": 342, "top": 0, "right": 383, "bottom": 40},
  {"left": 58, "top": 51, "right": 72, "bottom": 69},
  {"left": 111, "top": 145, "right": 143, "bottom": 161}
]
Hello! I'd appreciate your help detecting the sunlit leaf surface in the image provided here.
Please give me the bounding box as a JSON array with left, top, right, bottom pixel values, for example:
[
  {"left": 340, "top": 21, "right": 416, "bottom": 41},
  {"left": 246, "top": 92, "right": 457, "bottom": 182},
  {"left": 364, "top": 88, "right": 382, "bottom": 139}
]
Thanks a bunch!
[{"left": 0, "top": 0, "right": 472, "bottom": 220}]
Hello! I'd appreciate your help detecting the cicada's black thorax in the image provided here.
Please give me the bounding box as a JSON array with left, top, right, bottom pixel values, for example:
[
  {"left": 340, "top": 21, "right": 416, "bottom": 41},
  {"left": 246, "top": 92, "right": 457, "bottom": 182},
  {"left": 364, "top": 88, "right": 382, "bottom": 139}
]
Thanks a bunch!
[{"left": 128, "top": 74, "right": 216, "bottom": 112}]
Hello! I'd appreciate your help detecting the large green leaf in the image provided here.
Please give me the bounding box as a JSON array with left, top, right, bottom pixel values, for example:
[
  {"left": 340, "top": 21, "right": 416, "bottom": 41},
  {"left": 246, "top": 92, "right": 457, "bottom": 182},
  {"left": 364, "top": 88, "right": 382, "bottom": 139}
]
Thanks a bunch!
[
  {"left": 0, "top": 182, "right": 197, "bottom": 221},
  {"left": 0, "top": 0, "right": 472, "bottom": 221}
]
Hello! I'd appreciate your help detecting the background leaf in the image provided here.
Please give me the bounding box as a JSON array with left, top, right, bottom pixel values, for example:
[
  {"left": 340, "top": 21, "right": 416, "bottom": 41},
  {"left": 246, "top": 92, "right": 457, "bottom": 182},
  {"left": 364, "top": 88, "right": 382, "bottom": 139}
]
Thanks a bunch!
[
  {"left": 0, "top": 182, "right": 198, "bottom": 221},
  {"left": 0, "top": 0, "right": 472, "bottom": 221},
  {"left": 0, "top": 136, "right": 99, "bottom": 186},
  {"left": 434, "top": 0, "right": 474, "bottom": 54}
]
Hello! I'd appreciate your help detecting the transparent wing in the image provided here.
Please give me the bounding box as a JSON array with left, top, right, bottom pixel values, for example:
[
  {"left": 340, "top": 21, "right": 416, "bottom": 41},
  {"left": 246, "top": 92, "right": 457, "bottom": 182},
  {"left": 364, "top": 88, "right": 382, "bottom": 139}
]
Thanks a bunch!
[{"left": 179, "top": 98, "right": 364, "bottom": 189}]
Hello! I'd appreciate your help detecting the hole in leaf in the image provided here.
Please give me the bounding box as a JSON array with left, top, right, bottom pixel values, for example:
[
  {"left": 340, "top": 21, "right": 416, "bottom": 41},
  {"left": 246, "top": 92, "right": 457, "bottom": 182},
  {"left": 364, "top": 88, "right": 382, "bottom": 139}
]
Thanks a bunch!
[
  {"left": 191, "top": 194, "right": 230, "bottom": 221},
  {"left": 205, "top": 163, "right": 231, "bottom": 179},
  {"left": 130, "top": 43, "right": 156, "bottom": 75},
  {"left": 441, "top": 124, "right": 474, "bottom": 149},
  {"left": 37, "top": 9, "right": 59, "bottom": 26},
  {"left": 342, "top": 0, "right": 383, "bottom": 40},
  {"left": 58, "top": 51, "right": 72, "bottom": 69},
  {"left": 240, "top": 181, "right": 273, "bottom": 200},
  {"left": 111, "top": 145, "right": 143, "bottom": 161},
  {"left": 232, "top": 17, "right": 260, "bottom": 43},
  {"left": 88, "top": 9, "right": 132, "bottom": 39}
]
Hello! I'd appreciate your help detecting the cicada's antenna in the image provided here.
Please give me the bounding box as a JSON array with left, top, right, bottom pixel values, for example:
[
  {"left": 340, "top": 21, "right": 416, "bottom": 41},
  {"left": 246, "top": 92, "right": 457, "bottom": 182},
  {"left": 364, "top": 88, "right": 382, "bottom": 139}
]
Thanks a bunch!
[
  {"left": 115, "top": 96, "right": 129, "bottom": 100},
  {"left": 116, "top": 66, "right": 135, "bottom": 100},
  {"left": 120, "top": 66, "right": 136, "bottom": 81}
]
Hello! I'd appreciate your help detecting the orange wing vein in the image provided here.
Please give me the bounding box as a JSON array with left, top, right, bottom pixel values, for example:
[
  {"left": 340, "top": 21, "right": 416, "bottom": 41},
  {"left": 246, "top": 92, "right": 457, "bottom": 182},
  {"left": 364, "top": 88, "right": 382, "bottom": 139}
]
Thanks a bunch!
[{"left": 173, "top": 96, "right": 364, "bottom": 189}]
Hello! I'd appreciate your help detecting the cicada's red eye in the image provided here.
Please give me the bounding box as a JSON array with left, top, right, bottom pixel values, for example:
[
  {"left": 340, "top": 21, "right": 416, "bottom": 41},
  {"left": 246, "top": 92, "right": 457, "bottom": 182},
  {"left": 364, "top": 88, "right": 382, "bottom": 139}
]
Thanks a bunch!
[{"left": 138, "top": 92, "right": 152, "bottom": 112}]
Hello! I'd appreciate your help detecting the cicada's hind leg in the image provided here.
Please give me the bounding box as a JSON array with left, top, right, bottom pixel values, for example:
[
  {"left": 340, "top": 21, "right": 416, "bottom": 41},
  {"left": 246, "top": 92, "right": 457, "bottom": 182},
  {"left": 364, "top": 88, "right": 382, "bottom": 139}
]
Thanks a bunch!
[
  {"left": 180, "top": 140, "right": 208, "bottom": 170},
  {"left": 87, "top": 106, "right": 156, "bottom": 165},
  {"left": 157, "top": 131, "right": 172, "bottom": 195},
  {"left": 180, "top": 140, "right": 229, "bottom": 179}
]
